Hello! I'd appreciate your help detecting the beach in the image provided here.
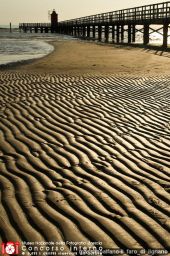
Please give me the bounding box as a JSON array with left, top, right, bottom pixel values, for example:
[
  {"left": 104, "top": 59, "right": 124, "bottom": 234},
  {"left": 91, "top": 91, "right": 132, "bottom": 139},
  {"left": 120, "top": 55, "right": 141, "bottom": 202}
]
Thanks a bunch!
[
  {"left": 0, "top": 39, "right": 170, "bottom": 255},
  {"left": 9, "top": 39, "right": 170, "bottom": 75}
]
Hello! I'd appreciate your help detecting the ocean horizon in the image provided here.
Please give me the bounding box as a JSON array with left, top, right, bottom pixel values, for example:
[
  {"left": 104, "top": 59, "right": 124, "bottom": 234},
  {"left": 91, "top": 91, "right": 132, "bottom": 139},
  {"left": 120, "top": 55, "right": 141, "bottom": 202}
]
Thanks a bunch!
[{"left": 0, "top": 24, "right": 18, "bottom": 29}]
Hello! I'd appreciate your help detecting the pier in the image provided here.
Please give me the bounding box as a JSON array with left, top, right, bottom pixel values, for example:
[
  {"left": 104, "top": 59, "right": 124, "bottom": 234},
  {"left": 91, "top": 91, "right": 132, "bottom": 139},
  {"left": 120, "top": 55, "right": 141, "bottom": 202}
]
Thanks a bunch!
[
  {"left": 19, "top": 23, "right": 51, "bottom": 33},
  {"left": 19, "top": 10, "right": 58, "bottom": 33},
  {"left": 19, "top": 1, "right": 170, "bottom": 48}
]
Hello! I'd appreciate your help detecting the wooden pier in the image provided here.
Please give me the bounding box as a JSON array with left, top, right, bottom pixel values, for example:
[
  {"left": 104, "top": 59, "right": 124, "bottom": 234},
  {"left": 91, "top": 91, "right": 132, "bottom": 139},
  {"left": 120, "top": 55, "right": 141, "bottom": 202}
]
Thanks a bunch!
[
  {"left": 19, "top": 2, "right": 170, "bottom": 47},
  {"left": 19, "top": 23, "right": 52, "bottom": 33},
  {"left": 58, "top": 1, "right": 170, "bottom": 48},
  {"left": 19, "top": 10, "right": 58, "bottom": 33}
]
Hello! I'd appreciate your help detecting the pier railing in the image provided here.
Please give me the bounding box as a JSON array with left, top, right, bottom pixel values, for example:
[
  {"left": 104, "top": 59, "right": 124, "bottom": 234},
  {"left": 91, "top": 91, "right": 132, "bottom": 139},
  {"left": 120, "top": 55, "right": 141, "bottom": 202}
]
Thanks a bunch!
[
  {"left": 59, "top": 1, "right": 170, "bottom": 25},
  {"left": 19, "top": 23, "right": 51, "bottom": 28}
]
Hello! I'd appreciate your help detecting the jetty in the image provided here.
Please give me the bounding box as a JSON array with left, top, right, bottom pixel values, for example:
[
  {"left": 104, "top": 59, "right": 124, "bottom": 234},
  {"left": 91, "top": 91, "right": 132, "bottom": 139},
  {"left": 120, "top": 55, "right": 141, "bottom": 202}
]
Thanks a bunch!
[{"left": 19, "top": 1, "right": 170, "bottom": 47}]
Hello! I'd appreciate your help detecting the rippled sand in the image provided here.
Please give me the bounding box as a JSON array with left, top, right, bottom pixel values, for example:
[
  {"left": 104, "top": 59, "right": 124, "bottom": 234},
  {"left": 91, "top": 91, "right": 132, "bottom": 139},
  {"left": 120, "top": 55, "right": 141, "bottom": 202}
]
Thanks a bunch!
[{"left": 0, "top": 40, "right": 170, "bottom": 255}]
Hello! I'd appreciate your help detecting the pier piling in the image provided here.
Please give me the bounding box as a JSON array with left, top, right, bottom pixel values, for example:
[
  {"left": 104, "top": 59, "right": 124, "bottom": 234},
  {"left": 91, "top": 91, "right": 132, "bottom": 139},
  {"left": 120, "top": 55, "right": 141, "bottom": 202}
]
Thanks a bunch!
[
  {"left": 128, "top": 25, "right": 132, "bottom": 44},
  {"left": 121, "top": 25, "right": 124, "bottom": 42},
  {"left": 98, "top": 25, "right": 102, "bottom": 41},
  {"left": 112, "top": 26, "right": 115, "bottom": 43},
  {"left": 10, "top": 22, "right": 12, "bottom": 33},
  {"left": 93, "top": 26, "right": 96, "bottom": 39},
  {"left": 132, "top": 25, "right": 136, "bottom": 43},
  {"left": 144, "top": 24, "right": 150, "bottom": 45},
  {"left": 117, "top": 25, "right": 120, "bottom": 43},
  {"left": 87, "top": 26, "right": 90, "bottom": 38},
  {"left": 163, "top": 23, "right": 168, "bottom": 48},
  {"left": 105, "top": 25, "right": 109, "bottom": 42}
]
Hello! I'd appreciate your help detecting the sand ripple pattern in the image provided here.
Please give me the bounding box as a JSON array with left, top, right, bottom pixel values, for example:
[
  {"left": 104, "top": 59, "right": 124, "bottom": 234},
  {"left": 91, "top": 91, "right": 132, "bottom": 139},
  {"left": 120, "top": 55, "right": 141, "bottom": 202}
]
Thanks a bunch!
[{"left": 0, "top": 72, "right": 170, "bottom": 254}]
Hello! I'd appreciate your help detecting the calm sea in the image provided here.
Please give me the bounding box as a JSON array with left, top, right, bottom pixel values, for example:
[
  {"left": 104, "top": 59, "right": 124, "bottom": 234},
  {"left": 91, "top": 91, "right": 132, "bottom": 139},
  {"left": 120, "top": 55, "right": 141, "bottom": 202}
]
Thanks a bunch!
[{"left": 0, "top": 25, "right": 166, "bottom": 67}]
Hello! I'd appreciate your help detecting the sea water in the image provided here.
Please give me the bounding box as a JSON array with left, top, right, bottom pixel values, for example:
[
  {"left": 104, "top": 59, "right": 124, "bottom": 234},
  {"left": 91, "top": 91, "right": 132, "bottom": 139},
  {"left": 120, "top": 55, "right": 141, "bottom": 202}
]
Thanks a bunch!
[{"left": 0, "top": 28, "right": 72, "bottom": 66}]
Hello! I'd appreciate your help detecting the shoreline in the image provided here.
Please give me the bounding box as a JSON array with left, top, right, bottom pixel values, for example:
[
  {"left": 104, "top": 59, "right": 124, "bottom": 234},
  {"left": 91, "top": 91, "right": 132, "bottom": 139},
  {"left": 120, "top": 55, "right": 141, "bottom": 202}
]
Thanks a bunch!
[
  {"left": 0, "top": 38, "right": 55, "bottom": 70},
  {"left": 2, "top": 38, "right": 170, "bottom": 76}
]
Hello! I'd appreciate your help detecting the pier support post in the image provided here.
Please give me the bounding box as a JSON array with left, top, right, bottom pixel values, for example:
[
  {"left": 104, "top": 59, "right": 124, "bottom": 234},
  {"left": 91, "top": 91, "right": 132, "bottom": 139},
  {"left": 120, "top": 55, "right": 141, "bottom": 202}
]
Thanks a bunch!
[
  {"left": 112, "top": 26, "right": 115, "bottom": 43},
  {"left": 75, "top": 27, "right": 78, "bottom": 36},
  {"left": 74, "top": 26, "right": 77, "bottom": 36},
  {"left": 67, "top": 26, "right": 70, "bottom": 35},
  {"left": 66, "top": 26, "right": 69, "bottom": 35},
  {"left": 163, "top": 23, "right": 168, "bottom": 48},
  {"left": 72, "top": 27, "right": 74, "bottom": 36},
  {"left": 60, "top": 26, "right": 63, "bottom": 34},
  {"left": 69, "top": 26, "right": 72, "bottom": 35},
  {"left": 143, "top": 24, "right": 149, "bottom": 45},
  {"left": 92, "top": 25, "right": 96, "bottom": 39},
  {"left": 73, "top": 27, "right": 76, "bottom": 36},
  {"left": 77, "top": 26, "right": 80, "bottom": 37},
  {"left": 87, "top": 26, "right": 90, "bottom": 38},
  {"left": 132, "top": 24, "right": 136, "bottom": 42},
  {"left": 76, "top": 26, "right": 78, "bottom": 37},
  {"left": 79, "top": 26, "right": 82, "bottom": 37},
  {"left": 82, "top": 26, "right": 86, "bottom": 38},
  {"left": 105, "top": 25, "right": 109, "bottom": 42},
  {"left": 121, "top": 25, "right": 124, "bottom": 42},
  {"left": 128, "top": 25, "right": 132, "bottom": 43},
  {"left": 116, "top": 25, "right": 120, "bottom": 43},
  {"left": 98, "top": 25, "right": 102, "bottom": 41},
  {"left": 71, "top": 26, "right": 74, "bottom": 36}
]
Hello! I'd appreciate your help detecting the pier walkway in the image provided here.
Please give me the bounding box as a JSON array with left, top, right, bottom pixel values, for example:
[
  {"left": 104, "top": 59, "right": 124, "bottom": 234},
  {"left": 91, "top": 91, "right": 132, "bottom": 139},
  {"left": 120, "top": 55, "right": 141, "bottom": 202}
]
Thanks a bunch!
[
  {"left": 20, "top": 1, "right": 170, "bottom": 47},
  {"left": 58, "top": 1, "right": 170, "bottom": 48}
]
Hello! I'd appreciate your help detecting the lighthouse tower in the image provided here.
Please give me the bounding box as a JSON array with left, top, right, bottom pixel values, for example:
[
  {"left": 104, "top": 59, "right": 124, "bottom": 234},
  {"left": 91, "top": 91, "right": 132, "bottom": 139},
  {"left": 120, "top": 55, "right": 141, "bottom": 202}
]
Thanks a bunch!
[{"left": 51, "top": 10, "right": 58, "bottom": 32}]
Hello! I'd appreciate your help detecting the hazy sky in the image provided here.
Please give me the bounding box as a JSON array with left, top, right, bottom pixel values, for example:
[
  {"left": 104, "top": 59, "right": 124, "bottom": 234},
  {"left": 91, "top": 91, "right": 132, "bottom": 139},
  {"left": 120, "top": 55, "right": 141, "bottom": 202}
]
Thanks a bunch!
[{"left": 0, "top": 0, "right": 163, "bottom": 25}]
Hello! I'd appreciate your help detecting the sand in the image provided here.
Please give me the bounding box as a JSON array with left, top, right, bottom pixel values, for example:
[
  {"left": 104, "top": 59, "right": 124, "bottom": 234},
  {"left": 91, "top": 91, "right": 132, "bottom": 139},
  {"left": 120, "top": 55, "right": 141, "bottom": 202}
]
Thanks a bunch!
[
  {"left": 8, "top": 39, "right": 170, "bottom": 75},
  {"left": 0, "top": 39, "right": 170, "bottom": 255}
]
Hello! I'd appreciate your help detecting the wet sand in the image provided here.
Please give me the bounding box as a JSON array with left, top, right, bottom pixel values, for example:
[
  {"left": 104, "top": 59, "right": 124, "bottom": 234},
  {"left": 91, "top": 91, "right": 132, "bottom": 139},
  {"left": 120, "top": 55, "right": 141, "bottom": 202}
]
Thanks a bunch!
[
  {"left": 0, "top": 39, "right": 170, "bottom": 255},
  {"left": 10, "top": 39, "right": 170, "bottom": 75}
]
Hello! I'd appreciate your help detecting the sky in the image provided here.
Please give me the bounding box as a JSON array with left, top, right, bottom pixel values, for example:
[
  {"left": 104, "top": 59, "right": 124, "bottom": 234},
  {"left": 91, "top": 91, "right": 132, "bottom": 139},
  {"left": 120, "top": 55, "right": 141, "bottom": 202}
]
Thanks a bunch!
[{"left": 0, "top": 0, "right": 165, "bottom": 25}]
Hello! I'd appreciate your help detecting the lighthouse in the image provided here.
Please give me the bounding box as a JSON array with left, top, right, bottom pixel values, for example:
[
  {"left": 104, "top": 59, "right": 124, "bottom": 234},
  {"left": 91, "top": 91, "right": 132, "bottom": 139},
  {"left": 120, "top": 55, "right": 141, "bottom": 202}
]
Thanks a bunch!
[{"left": 51, "top": 10, "right": 58, "bottom": 32}]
